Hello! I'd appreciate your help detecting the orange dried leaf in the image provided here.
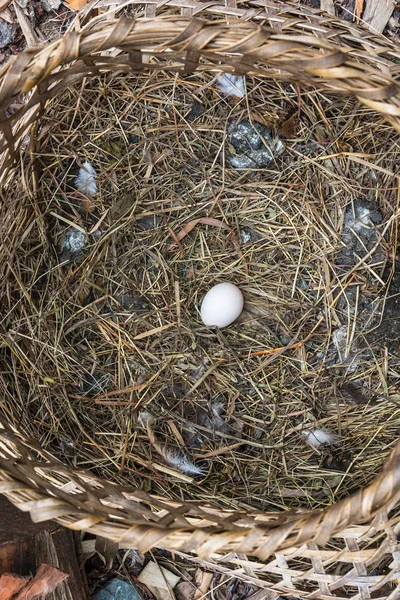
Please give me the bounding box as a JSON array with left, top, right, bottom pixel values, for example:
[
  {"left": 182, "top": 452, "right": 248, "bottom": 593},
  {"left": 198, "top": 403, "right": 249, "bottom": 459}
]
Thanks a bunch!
[{"left": 66, "top": 0, "right": 87, "bottom": 11}]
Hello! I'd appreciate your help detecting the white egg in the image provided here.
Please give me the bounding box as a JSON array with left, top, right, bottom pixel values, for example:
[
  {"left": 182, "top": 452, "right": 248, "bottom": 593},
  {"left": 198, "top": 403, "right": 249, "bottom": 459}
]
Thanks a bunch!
[{"left": 200, "top": 282, "right": 244, "bottom": 328}]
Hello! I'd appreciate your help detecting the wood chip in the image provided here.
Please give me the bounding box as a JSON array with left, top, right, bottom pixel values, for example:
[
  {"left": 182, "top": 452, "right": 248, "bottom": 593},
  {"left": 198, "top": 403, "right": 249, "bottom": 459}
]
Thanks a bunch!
[
  {"left": 355, "top": 0, "right": 364, "bottom": 21},
  {"left": 12, "top": 1, "right": 39, "bottom": 47},
  {"left": 320, "top": 0, "right": 335, "bottom": 14},
  {"left": 363, "top": 0, "right": 394, "bottom": 33},
  {"left": 0, "top": 573, "right": 27, "bottom": 600},
  {"left": 0, "top": 8, "right": 14, "bottom": 22},
  {"left": 16, "top": 564, "right": 68, "bottom": 600},
  {"left": 0, "top": 565, "right": 68, "bottom": 600},
  {"left": 193, "top": 570, "right": 213, "bottom": 600}
]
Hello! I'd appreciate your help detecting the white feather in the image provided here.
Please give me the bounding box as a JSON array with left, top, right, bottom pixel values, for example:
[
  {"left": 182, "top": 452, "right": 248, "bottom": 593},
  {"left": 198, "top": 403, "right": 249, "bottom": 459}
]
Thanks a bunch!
[
  {"left": 216, "top": 73, "right": 246, "bottom": 98},
  {"left": 137, "top": 411, "right": 156, "bottom": 427},
  {"left": 300, "top": 428, "right": 337, "bottom": 448},
  {"left": 75, "top": 161, "right": 97, "bottom": 197},
  {"left": 160, "top": 446, "right": 204, "bottom": 476}
]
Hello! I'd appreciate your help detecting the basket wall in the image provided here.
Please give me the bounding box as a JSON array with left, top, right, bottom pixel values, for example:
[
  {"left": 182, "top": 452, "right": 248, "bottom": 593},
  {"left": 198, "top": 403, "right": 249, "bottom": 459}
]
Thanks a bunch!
[{"left": 0, "top": 1, "right": 400, "bottom": 598}]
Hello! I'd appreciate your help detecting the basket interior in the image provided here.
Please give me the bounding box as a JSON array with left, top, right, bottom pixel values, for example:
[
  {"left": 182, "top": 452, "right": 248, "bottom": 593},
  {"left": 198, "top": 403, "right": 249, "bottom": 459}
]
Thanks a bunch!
[{"left": 0, "top": 64, "right": 399, "bottom": 520}]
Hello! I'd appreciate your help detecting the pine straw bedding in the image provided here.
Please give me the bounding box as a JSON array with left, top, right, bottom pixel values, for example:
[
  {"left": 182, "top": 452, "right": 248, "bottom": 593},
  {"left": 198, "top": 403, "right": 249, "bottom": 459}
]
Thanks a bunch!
[{"left": 0, "top": 67, "right": 399, "bottom": 517}]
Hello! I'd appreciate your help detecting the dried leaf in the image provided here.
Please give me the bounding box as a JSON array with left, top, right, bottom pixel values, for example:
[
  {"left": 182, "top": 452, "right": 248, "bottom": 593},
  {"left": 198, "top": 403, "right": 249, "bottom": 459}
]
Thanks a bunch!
[
  {"left": 355, "top": 0, "right": 363, "bottom": 21},
  {"left": 66, "top": 0, "right": 87, "bottom": 10},
  {"left": 280, "top": 113, "right": 298, "bottom": 138},
  {"left": 80, "top": 197, "right": 93, "bottom": 215},
  {"left": 249, "top": 113, "right": 267, "bottom": 127}
]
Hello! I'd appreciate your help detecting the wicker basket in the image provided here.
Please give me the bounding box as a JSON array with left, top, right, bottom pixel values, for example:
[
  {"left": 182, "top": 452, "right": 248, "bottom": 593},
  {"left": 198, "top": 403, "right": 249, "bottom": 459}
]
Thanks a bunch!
[{"left": 1, "top": 1, "right": 400, "bottom": 598}]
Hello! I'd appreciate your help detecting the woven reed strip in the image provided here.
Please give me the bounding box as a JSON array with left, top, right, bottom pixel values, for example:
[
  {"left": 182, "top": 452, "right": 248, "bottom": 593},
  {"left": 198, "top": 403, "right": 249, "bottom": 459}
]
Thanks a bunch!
[
  {"left": 0, "top": 11, "right": 400, "bottom": 158},
  {"left": 1, "top": 420, "right": 400, "bottom": 561},
  {"left": 0, "top": 2, "right": 400, "bottom": 596}
]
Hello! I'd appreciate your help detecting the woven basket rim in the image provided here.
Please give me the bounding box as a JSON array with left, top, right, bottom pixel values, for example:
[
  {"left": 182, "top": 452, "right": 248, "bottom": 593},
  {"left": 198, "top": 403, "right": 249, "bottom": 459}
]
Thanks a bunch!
[
  {"left": 0, "top": 8, "right": 400, "bottom": 162},
  {"left": 1, "top": 2, "right": 400, "bottom": 577}
]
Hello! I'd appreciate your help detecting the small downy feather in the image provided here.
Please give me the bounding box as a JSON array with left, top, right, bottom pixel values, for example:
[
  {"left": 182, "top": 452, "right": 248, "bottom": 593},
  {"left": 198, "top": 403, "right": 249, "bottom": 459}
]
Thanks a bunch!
[
  {"left": 75, "top": 161, "right": 97, "bottom": 197},
  {"left": 160, "top": 445, "right": 204, "bottom": 476},
  {"left": 216, "top": 73, "right": 246, "bottom": 98},
  {"left": 300, "top": 428, "right": 337, "bottom": 448},
  {"left": 137, "top": 411, "right": 156, "bottom": 428}
]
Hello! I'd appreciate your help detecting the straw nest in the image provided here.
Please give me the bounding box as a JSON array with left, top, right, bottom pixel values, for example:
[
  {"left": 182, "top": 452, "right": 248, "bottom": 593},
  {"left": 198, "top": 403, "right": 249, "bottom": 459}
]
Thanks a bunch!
[{"left": 1, "top": 66, "right": 399, "bottom": 516}]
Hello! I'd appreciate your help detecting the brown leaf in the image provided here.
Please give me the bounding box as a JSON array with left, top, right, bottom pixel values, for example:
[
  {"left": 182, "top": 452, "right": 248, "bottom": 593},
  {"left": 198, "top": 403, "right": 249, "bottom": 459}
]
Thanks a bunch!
[
  {"left": 280, "top": 113, "right": 298, "bottom": 138},
  {"left": 15, "top": 564, "right": 68, "bottom": 599},
  {"left": 249, "top": 112, "right": 268, "bottom": 126},
  {"left": 0, "top": 574, "right": 28, "bottom": 600},
  {"left": 66, "top": 0, "right": 87, "bottom": 10},
  {"left": 355, "top": 0, "right": 363, "bottom": 21}
]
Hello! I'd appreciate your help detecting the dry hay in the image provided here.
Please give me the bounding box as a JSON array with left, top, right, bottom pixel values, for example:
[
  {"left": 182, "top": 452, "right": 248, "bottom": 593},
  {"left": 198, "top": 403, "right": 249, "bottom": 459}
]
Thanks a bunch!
[{"left": 1, "top": 68, "right": 399, "bottom": 514}]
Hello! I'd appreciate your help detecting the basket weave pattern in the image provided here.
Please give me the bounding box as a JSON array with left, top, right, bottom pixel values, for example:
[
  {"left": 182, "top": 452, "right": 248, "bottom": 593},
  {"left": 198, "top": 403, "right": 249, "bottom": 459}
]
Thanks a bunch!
[{"left": 1, "top": 2, "right": 400, "bottom": 598}]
